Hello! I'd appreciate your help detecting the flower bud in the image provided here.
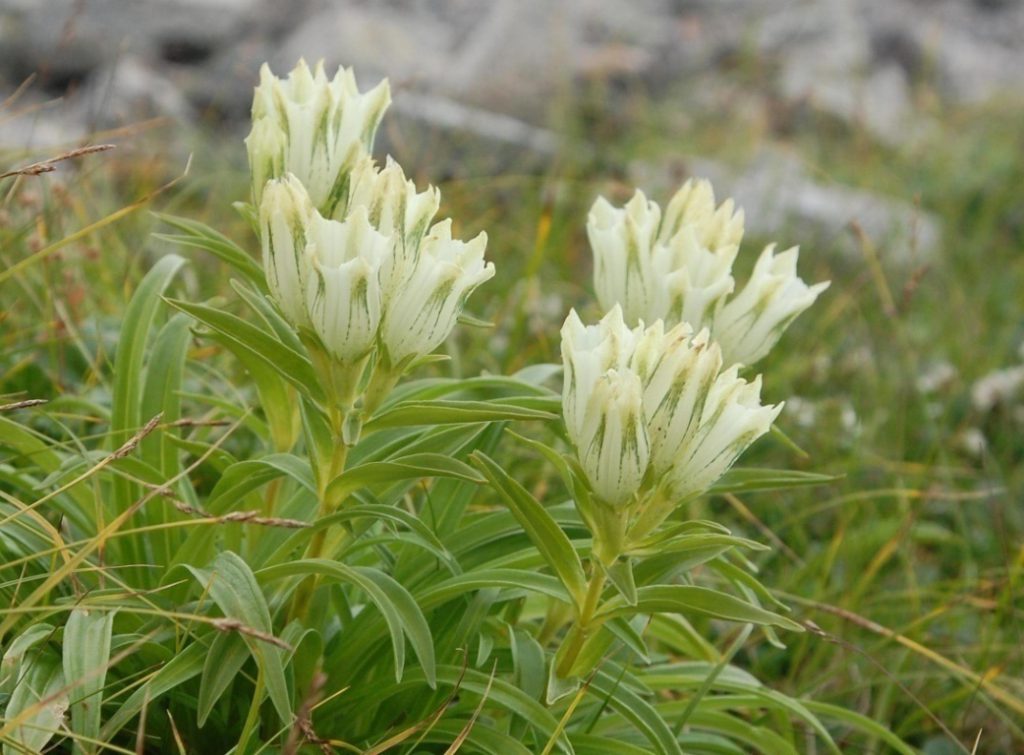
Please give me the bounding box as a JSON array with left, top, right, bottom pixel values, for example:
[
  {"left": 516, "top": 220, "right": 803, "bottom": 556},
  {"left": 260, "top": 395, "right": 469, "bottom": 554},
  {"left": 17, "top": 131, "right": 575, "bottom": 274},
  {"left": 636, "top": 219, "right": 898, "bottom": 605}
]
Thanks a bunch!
[
  {"left": 659, "top": 179, "right": 744, "bottom": 253},
  {"left": 666, "top": 368, "right": 782, "bottom": 499},
  {"left": 573, "top": 369, "right": 650, "bottom": 507},
  {"left": 714, "top": 245, "right": 831, "bottom": 366},
  {"left": 589, "top": 192, "right": 672, "bottom": 325},
  {"left": 379, "top": 220, "right": 493, "bottom": 365},
  {"left": 259, "top": 174, "right": 316, "bottom": 328},
  {"left": 663, "top": 226, "right": 736, "bottom": 331},
  {"left": 304, "top": 207, "right": 387, "bottom": 363},
  {"left": 246, "top": 60, "right": 391, "bottom": 215},
  {"left": 347, "top": 157, "right": 441, "bottom": 294},
  {"left": 560, "top": 306, "right": 640, "bottom": 445}
]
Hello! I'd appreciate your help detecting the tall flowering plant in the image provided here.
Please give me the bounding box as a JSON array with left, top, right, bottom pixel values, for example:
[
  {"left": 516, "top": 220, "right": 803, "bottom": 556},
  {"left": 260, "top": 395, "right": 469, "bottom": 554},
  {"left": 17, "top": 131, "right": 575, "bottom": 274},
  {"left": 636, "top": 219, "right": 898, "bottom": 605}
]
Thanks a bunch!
[{"left": 3, "top": 59, "right": 897, "bottom": 755}]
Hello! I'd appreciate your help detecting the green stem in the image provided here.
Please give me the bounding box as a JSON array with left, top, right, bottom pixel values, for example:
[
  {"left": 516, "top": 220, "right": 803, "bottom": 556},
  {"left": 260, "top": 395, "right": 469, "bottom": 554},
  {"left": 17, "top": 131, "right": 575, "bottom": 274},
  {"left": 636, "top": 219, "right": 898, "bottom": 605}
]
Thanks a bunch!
[{"left": 555, "top": 567, "right": 607, "bottom": 678}]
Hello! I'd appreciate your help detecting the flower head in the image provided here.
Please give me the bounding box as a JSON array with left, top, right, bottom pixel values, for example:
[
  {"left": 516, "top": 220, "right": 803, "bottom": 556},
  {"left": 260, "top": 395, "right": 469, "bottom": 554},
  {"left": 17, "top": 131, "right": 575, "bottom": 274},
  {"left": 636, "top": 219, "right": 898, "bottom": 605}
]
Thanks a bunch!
[
  {"left": 588, "top": 178, "right": 827, "bottom": 366},
  {"left": 246, "top": 60, "right": 391, "bottom": 216},
  {"left": 560, "top": 308, "right": 780, "bottom": 508}
]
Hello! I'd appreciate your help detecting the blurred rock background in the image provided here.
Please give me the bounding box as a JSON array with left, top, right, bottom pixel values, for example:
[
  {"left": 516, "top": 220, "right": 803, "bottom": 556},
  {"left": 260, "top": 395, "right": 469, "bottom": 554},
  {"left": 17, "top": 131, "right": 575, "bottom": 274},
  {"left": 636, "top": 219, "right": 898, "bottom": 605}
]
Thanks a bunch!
[{"left": 2, "top": 0, "right": 1023, "bottom": 263}]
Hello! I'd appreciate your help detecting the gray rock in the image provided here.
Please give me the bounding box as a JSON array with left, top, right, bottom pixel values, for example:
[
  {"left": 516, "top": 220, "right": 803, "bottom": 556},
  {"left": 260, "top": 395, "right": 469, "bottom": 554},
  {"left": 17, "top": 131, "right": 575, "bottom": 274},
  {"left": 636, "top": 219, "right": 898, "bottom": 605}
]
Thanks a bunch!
[
  {"left": 275, "top": 0, "right": 674, "bottom": 119},
  {"left": 78, "top": 55, "right": 195, "bottom": 129},
  {"left": 0, "top": 0, "right": 269, "bottom": 80},
  {"left": 631, "top": 149, "right": 940, "bottom": 266}
]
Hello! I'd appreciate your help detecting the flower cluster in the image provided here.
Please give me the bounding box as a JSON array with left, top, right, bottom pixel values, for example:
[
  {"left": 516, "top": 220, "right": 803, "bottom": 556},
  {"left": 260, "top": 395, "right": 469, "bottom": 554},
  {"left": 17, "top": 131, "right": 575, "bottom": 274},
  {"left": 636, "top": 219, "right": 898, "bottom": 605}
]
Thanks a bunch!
[
  {"left": 247, "top": 61, "right": 494, "bottom": 372},
  {"left": 562, "top": 306, "right": 781, "bottom": 509},
  {"left": 588, "top": 179, "right": 829, "bottom": 367}
]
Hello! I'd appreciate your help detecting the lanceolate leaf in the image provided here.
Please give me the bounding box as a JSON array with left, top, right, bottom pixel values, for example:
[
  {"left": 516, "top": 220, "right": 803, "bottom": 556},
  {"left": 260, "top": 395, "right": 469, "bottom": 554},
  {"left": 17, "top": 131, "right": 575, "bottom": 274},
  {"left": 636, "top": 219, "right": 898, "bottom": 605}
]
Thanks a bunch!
[
  {"left": 186, "top": 551, "right": 292, "bottom": 724},
  {"left": 165, "top": 297, "right": 323, "bottom": 401},
  {"left": 153, "top": 212, "right": 265, "bottom": 288},
  {"left": 365, "top": 399, "right": 556, "bottom": 432},
  {"left": 257, "top": 559, "right": 436, "bottom": 687},
  {"left": 597, "top": 585, "right": 804, "bottom": 632},
  {"left": 1, "top": 650, "right": 67, "bottom": 755},
  {"left": 709, "top": 468, "right": 840, "bottom": 495},
  {"left": 62, "top": 608, "right": 116, "bottom": 752},
  {"left": 324, "top": 453, "right": 484, "bottom": 502},
  {"left": 470, "top": 452, "right": 588, "bottom": 610}
]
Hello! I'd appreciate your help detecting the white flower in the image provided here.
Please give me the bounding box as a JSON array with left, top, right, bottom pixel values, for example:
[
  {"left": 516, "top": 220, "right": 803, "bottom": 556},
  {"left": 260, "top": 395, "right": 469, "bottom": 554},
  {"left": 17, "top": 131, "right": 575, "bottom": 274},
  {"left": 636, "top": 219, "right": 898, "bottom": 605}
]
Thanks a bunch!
[
  {"left": 971, "top": 365, "right": 1024, "bottom": 412},
  {"left": 666, "top": 367, "right": 781, "bottom": 499},
  {"left": 714, "top": 245, "right": 830, "bottom": 366},
  {"left": 346, "top": 156, "right": 441, "bottom": 297},
  {"left": 379, "top": 220, "right": 493, "bottom": 365},
  {"left": 259, "top": 174, "right": 316, "bottom": 328},
  {"left": 561, "top": 307, "right": 779, "bottom": 506},
  {"left": 573, "top": 369, "right": 650, "bottom": 507},
  {"left": 631, "top": 321, "right": 724, "bottom": 478},
  {"left": 246, "top": 59, "right": 391, "bottom": 215},
  {"left": 589, "top": 192, "right": 671, "bottom": 324},
  {"left": 588, "top": 179, "right": 827, "bottom": 366},
  {"left": 305, "top": 206, "right": 388, "bottom": 363},
  {"left": 560, "top": 306, "right": 640, "bottom": 445},
  {"left": 659, "top": 179, "right": 744, "bottom": 252}
]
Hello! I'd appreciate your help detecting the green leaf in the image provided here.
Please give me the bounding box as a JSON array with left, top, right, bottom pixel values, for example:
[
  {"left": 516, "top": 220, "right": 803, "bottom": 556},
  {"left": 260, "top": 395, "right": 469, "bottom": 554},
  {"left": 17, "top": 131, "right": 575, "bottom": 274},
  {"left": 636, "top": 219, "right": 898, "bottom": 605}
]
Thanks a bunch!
[
  {"left": 165, "top": 297, "right": 323, "bottom": 402},
  {"left": 62, "top": 608, "right": 115, "bottom": 752},
  {"left": 100, "top": 642, "right": 205, "bottom": 739},
  {"left": 597, "top": 586, "right": 804, "bottom": 632},
  {"left": 267, "top": 503, "right": 456, "bottom": 570},
  {"left": 602, "top": 558, "right": 638, "bottom": 605},
  {"left": 153, "top": 212, "right": 265, "bottom": 288},
  {"left": 325, "top": 453, "right": 484, "bottom": 502},
  {"left": 709, "top": 468, "right": 840, "bottom": 495},
  {"left": 257, "top": 560, "right": 436, "bottom": 687},
  {"left": 186, "top": 551, "right": 292, "bottom": 724},
  {"left": 587, "top": 667, "right": 684, "bottom": 755},
  {"left": 197, "top": 631, "right": 250, "bottom": 727},
  {"left": 109, "top": 254, "right": 186, "bottom": 559},
  {"left": 0, "top": 624, "right": 55, "bottom": 694},
  {"left": 470, "top": 452, "right": 587, "bottom": 609},
  {"left": 366, "top": 399, "right": 556, "bottom": 431},
  {"left": 2, "top": 650, "right": 67, "bottom": 755},
  {"left": 803, "top": 701, "right": 916, "bottom": 755},
  {"left": 415, "top": 569, "right": 571, "bottom": 609}
]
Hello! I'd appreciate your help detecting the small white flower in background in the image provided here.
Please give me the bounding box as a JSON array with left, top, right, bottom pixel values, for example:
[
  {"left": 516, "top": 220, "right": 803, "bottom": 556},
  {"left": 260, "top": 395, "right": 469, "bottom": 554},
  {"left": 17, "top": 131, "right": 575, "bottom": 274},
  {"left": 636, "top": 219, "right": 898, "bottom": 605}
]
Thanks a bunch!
[
  {"left": 561, "top": 306, "right": 779, "bottom": 507},
  {"left": 588, "top": 178, "right": 828, "bottom": 367},
  {"left": 379, "top": 220, "right": 493, "bottom": 365},
  {"left": 666, "top": 368, "right": 781, "bottom": 500},
  {"left": 957, "top": 427, "right": 988, "bottom": 458},
  {"left": 304, "top": 206, "right": 388, "bottom": 363},
  {"left": 971, "top": 365, "right": 1024, "bottom": 412},
  {"left": 916, "top": 360, "right": 957, "bottom": 394},
  {"left": 246, "top": 60, "right": 391, "bottom": 215},
  {"left": 573, "top": 369, "right": 650, "bottom": 507},
  {"left": 714, "top": 245, "right": 830, "bottom": 367},
  {"left": 259, "top": 174, "right": 316, "bottom": 328}
]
